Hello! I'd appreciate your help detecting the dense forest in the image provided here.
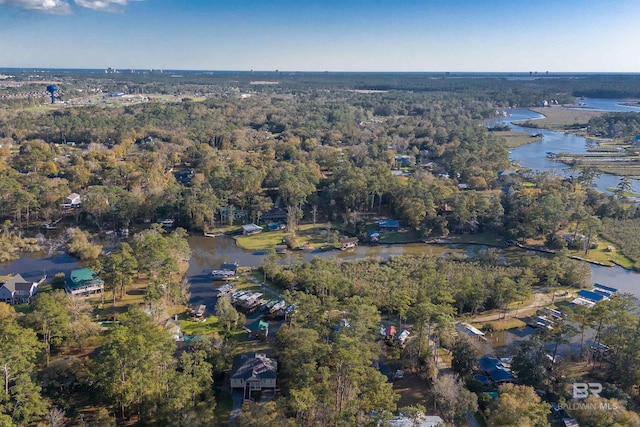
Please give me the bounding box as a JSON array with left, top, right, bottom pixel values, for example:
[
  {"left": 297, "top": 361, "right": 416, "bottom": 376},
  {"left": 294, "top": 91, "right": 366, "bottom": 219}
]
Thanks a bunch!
[{"left": 2, "top": 72, "right": 640, "bottom": 426}]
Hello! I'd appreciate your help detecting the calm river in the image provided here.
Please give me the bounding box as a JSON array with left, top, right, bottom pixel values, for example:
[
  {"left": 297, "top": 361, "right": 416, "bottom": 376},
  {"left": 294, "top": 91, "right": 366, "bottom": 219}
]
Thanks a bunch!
[
  {"left": 488, "top": 99, "right": 640, "bottom": 195},
  {"left": 3, "top": 99, "right": 640, "bottom": 304}
]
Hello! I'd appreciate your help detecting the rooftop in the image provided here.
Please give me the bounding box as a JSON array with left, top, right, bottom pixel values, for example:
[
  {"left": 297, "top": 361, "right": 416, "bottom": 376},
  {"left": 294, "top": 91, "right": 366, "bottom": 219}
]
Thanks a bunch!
[
  {"left": 67, "top": 268, "right": 104, "bottom": 290},
  {"left": 231, "top": 353, "right": 277, "bottom": 381}
]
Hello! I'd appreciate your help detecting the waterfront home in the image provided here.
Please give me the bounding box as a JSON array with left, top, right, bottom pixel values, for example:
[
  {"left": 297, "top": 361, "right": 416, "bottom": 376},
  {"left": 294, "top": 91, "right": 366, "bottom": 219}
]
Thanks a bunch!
[
  {"left": 0, "top": 274, "right": 40, "bottom": 304},
  {"left": 65, "top": 268, "right": 104, "bottom": 297},
  {"left": 261, "top": 208, "right": 287, "bottom": 223}
]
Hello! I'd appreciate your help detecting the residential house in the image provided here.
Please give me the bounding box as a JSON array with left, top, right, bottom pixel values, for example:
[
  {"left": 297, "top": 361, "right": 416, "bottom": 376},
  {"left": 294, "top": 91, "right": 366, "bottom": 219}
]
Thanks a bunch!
[
  {"left": 176, "top": 168, "right": 194, "bottom": 184},
  {"left": 219, "top": 207, "right": 247, "bottom": 223},
  {"left": 394, "top": 155, "right": 414, "bottom": 167},
  {"left": 0, "top": 274, "right": 39, "bottom": 304},
  {"left": 577, "top": 289, "right": 606, "bottom": 303},
  {"left": 497, "top": 169, "right": 518, "bottom": 181},
  {"left": 385, "top": 325, "right": 397, "bottom": 339},
  {"left": 163, "top": 317, "right": 182, "bottom": 341},
  {"left": 65, "top": 268, "right": 104, "bottom": 296},
  {"left": 246, "top": 319, "right": 269, "bottom": 339},
  {"left": 396, "top": 329, "right": 410, "bottom": 346},
  {"left": 478, "top": 355, "right": 515, "bottom": 384},
  {"left": 230, "top": 353, "right": 278, "bottom": 401},
  {"left": 261, "top": 208, "right": 287, "bottom": 223},
  {"left": 63, "top": 193, "right": 82, "bottom": 208}
]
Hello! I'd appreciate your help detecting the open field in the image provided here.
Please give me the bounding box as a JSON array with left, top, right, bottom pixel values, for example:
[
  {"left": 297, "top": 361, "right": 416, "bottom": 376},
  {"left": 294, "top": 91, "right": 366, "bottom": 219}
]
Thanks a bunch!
[
  {"left": 493, "top": 130, "right": 542, "bottom": 148},
  {"left": 525, "top": 107, "right": 604, "bottom": 131},
  {"left": 235, "top": 223, "right": 338, "bottom": 250},
  {"left": 432, "top": 232, "right": 506, "bottom": 246}
]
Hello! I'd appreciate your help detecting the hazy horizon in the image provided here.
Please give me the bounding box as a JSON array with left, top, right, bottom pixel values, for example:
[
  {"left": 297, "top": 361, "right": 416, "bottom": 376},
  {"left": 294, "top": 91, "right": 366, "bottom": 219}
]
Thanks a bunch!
[{"left": 1, "top": 0, "right": 639, "bottom": 73}]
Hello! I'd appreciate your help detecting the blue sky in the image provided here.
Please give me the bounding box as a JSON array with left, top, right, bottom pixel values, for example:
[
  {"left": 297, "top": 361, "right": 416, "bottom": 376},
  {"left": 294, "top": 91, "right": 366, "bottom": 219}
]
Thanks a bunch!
[{"left": 1, "top": 0, "right": 639, "bottom": 72}]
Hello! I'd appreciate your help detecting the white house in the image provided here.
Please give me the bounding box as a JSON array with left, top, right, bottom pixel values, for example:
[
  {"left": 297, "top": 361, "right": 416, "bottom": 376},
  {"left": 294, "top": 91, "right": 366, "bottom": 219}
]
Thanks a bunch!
[
  {"left": 0, "top": 274, "right": 39, "bottom": 304},
  {"left": 63, "top": 193, "right": 82, "bottom": 208}
]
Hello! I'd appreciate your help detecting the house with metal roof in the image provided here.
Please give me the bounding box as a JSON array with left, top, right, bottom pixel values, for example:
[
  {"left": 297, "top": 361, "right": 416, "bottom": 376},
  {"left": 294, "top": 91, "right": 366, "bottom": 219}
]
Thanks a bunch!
[
  {"left": 246, "top": 319, "right": 270, "bottom": 339},
  {"left": 65, "top": 268, "right": 104, "bottom": 296},
  {"left": 478, "top": 355, "right": 515, "bottom": 384},
  {"left": 577, "top": 289, "right": 605, "bottom": 303}
]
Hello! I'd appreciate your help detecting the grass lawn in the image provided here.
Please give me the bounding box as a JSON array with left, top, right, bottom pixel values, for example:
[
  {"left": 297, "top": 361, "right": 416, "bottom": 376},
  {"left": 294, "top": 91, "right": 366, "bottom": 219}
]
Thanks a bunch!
[
  {"left": 441, "top": 232, "right": 506, "bottom": 246},
  {"left": 566, "top": 238, "right": 635, "bottom": 269},
  {"left": 235, "top": 333, "right": 274, "bottom": 355},
  {"left": 528, "top": 107, "right": 604, "bottom": 131},
  {"left": 235, "top": 223, "right": 337, "bottom": 250},
  {"left": 94, "top": 282, "right": 147, "bottom": 319},
  {"left": 180, "top": 315, "right": 222, "bottom": 336},
  {"left": 378, "top": 230, "right": 421, "bottom": 244},
  {"left": 493, "top": 130, "right": 542, "bottom": 148},
  {"left": 203, "top": 225, "right": 241, "bottom": 235},
  {"left": 393, "top": 371, "right": 432, "bottom": 409},
  {"left": 473, "top": 318, "right": 527, "bottom": 331}
]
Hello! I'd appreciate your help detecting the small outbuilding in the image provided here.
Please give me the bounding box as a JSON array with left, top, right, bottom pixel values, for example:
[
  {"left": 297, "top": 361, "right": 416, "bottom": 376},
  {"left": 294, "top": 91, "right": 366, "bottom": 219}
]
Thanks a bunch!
[
  {"left": 241, "top": 223, "right": 263, "bottom": 235},
  {"left": 377, "top": 220, "right": 400, "bottom": 231},
  {"left": 246, "top": 319, "right": 270, "bottom": 339}
]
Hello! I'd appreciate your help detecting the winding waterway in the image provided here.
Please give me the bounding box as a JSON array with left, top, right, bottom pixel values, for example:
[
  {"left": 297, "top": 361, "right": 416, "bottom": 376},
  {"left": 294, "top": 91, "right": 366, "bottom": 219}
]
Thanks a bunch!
[
  {"left": 3, "top": 100, "right": 640, "bottom": 303},
  {"left": 488, "top": 99, "right": 640, "bottom": 195}
]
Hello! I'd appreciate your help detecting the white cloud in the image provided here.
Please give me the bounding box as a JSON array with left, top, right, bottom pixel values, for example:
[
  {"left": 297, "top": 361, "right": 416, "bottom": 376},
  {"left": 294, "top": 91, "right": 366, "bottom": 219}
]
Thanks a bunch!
[
  {"left": 74, "top": 0, "right": 137, "bottom": 12},
  {"left": 0, "top": 0, "right": 72, "bottom": 14},
  {"left": 0, "top": 0, "right": 140, "bottom": 13}
]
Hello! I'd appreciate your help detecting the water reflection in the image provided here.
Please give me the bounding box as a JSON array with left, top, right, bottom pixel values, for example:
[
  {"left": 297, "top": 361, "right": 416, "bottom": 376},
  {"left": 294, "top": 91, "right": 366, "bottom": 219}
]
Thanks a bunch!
[{"left": 0, "top": 251, "right": 82, "bottom": 283}]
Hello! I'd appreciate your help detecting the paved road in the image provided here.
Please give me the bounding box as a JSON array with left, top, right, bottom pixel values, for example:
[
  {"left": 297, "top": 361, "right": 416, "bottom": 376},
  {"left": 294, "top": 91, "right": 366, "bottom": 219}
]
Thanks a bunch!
[{"left": 466, "top": 413, "right": 482, "bottom": 427}]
